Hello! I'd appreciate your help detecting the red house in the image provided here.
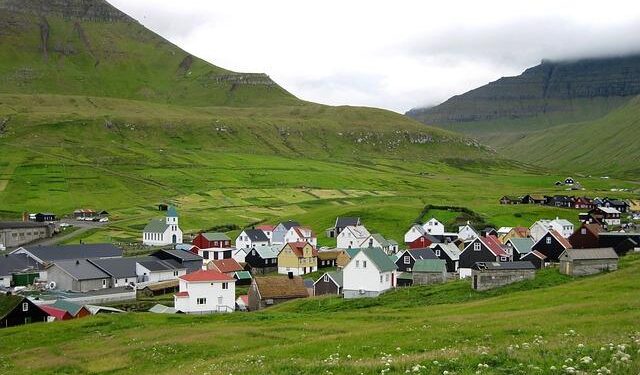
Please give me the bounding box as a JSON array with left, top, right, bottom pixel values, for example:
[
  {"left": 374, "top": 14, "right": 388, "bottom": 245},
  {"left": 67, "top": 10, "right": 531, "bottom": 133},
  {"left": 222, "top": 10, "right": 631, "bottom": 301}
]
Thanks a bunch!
[
  {"left": 192, "top": 232, "right": 232, "bottom": 249},
  {"left": 40, "top": 305, "right": 73, "bottom": 321},
  {"left": 568, "top": 223, "right": 602, "bottom": 249},
  {"left": 573, "top": 197, "right": 595, "bottom": 210},
  {"left": 407, "top": 233, "right": 439, "bottom": 249}
]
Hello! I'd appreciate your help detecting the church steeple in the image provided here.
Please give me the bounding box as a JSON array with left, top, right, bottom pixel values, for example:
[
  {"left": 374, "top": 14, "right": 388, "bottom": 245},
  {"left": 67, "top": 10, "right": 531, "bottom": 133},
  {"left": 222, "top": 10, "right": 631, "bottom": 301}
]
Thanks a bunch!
[{"left": 166, "top": 205, "right": 178, "bottom": 225}]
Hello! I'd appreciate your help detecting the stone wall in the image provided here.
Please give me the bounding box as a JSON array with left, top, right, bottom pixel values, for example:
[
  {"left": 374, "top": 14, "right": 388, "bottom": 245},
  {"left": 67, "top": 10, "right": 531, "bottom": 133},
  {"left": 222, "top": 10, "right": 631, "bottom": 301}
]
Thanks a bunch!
[{"left": 471, "top": 269, "right": 535, "bottom": 291}]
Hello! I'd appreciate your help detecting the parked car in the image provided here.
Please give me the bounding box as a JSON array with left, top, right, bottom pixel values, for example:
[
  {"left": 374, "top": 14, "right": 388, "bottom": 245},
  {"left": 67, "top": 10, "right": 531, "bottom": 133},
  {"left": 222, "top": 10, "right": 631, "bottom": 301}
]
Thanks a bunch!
[{"left": 99, "top": 217, "right": 109, "bottom": 223}]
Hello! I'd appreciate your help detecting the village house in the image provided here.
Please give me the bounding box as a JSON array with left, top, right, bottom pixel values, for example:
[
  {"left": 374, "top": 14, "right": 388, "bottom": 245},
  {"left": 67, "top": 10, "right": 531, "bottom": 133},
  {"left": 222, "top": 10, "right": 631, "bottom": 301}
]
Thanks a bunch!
[
  {"left": 11, "top": 243, "right": 123, "bottom": 268},
  {"left": 284, "top": 226, "right": 317, "bottom": 247},
  {"left": 573, "top": 197, "right": 595, "bottom": 210},
  {"left": 277, "top": 242, "right": 318, "bottom": 276},
  {"left": 395, "top": 248, "right": 438, "bottom": 273},
  {"left": 404, "top": 224, "right": 427, "bottom": 244},
  {"left": 336, "top": 225, "right": 371, "bottom": 249},
  {"left": 174, "top": 269, "right": 236, "bottom": 314},
  {"left": 326, "top": 217, "right": 361, "bottom": 238},
  {"left": 505, "top": 238, "right": 534, "bottom": 261},
  {"left": 208, "top": 258, "right": 244, "bottom": 277},
  {"left": 46, "top": 259, "right": 112, "bottom": 292},
  {"left": 521, "top": 250, "right": 547, "bottom": 269},
  {"left": 136, "top": 259, "right": 186, "bottom": 283},
  {"left": 142, "top": 206, "right": 183, "bottom": 246},
  {"left": 235, "top": 295, "right": 249, "bottom": 311},
  {"left": 235, "top": 229, "right": 270, "bottom": 249},
  {"left": 361, "top": 233, "right": 399, "bottom": 254},
  {"left": 422, "top": 218, "right": 445, "bottom": 235},
  {"left": 629, "top": 199, "right": 640, "bottom": 213},
  {"left": 603, "top": 199, "right": 630, "bottom": 213},
  {"left": 73, "top": 209, "right": 96, "bottom": 220},
  {"left": 88, "top": 257, "right": 139, "bottom": 288},
  {"left": 244, "top": 245, "right": 279, "bottom": 274},
  {"left": 530, "top": 219, "right": 552, "bottom": 242},
  {"left": 271, "top": 220, "right": 301, "bottom": 245},
  {"left": 317, "top": 250, "right": 340, "bottom": 268},
  {"left": 336, "top": 248, "right": 359, "bottom": 268},
  {"left": 500, "top": 226, "right": 530, "bottom": 243},
  {"left": 531, "top": 229, "right": 572, "bottom": 262},
  {"left": 255, "top": 225, "right": 275, "bottom": 242},
  {"left": 568, "top": 223, "right": 603, "bottom": 249},
  {"left": 458, "top": 223, "right": 479, "bottom": 241},
  {"left": 589, "top": 207, "right": 621, "bottom": 226},
  {"left": 248, "top": 275, "right": 308, "bottom": 310},
  {"left": 549, "top": 218, "right": 574, "bottom": 238},
  {"left": 458, "top": 236, "right": 509, "bottom": 278},
  {"left": 412, "top": 259, "right": 447, "bottom": 285},
  {"left": 430, "top": 242, "right": 461, "bottom": 272},
  {"left": 314, "top": 270, "right": 343, "bottom": 296},
  {"left": 342, "top": 248, "right": 397, "bottom": 299},
  {"left": 471, "top": 261, "right": 536, "bottom": 291},
  {"left": 521, "top": 195, "right": 545, "bottom": 205},
  {"left": 406, "top": 232, "right": 439, "bottom": 249},
  {"left": 40, "top": 305, "right": 73, "bottom": 322},
  {"left": 192, "top": 232, "right": 232, "bottom": 251},
  {"left": 598, "top": 232, "right": 640, "bottom": 255},
  {"left": 151, "top": 249, "right": 203, "bottom": 273},
  {"left": 499, "top": 196, "right": 521, "bottom": 205},
  {"left": 0, "top": 295, "right": 49, "bottom": 328},
  {"left": 50, "top": 300, "right": 91, "bottom": 319},
  {"left": 559, "top": 248, "right": 618, "bottom": 276}
]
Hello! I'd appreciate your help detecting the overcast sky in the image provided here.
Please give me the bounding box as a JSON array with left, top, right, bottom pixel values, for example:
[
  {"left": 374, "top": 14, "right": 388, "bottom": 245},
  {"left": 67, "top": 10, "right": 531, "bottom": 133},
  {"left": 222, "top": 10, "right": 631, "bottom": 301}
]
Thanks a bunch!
[{"left": 109, "top": 0, "right": 640, "bottom": 113}]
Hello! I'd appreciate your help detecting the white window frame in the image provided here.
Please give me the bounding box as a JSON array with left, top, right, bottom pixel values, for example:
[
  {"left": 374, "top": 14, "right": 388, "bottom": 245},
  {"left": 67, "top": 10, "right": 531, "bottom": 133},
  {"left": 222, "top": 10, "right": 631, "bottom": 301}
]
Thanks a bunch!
[
  {"left": 22, "top": 302, "right": 28, "bottom": 312},
  {"left": 403, "top": 256, "right": 410, "bottom": 264},
  {"left": 197, "top": 298, "right": 207, "bottom": 305},
  {"left": 546, "top": 237, "right": 552, "bottom": 245},
  {"left": 435, "top": 249, "right": 441, "bottom": 257},
  {"left": 323, "top": 274, "right": 329, "bottom": 282},
  {"left": 474, "top": 242, "right": 481, "bottom": 251},
  {"left": 222, "top": 282, "right": 229, "bottom": 290}
]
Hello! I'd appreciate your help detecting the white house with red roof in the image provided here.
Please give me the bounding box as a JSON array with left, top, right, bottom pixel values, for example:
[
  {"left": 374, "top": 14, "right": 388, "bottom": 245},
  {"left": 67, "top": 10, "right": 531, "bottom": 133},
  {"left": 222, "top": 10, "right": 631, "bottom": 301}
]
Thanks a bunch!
[
  {"left": 255, "top": 225, "right": 275, "bottom": 242},
  {"left": 283, "top": 226, "right": 317, "bottom": 247},
  {"left": 174, "top": 269, "right": 236, "bottom": 314}
]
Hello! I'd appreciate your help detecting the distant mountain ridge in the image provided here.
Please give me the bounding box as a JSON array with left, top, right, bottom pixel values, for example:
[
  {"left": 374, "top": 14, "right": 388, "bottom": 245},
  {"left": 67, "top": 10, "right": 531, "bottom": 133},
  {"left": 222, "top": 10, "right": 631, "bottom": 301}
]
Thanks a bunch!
[{"left": 407, "top": 54, "right": 640, "bottom": 125}]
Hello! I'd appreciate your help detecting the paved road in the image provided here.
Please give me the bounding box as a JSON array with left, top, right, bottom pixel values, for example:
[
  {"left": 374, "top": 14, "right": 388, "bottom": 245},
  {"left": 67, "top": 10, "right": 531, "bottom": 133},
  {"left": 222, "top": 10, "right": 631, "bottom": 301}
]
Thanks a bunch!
[{"left": 12, "top": 220, "right": 108, "bottom": 249}]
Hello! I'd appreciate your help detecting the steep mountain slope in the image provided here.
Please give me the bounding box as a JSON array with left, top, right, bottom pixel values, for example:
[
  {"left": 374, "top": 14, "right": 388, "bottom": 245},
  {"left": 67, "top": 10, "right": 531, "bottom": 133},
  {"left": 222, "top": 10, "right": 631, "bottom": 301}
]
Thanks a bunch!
[
  {"left": 406, "top": 55, "right": 640, "bottom": 175},
  {"left": 0, "top": 0, "right": 296, "bottom": 106},
  {"left": 407, "top": 55, "right": 640, "bottom": 126}
]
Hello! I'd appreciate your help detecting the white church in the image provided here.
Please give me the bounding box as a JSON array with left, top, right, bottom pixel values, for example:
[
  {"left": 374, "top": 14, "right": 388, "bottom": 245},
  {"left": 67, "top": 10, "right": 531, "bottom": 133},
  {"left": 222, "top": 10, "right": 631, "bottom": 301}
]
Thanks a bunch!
[{"left": 142, "top": 206, "right": 183, "bottom": 246}]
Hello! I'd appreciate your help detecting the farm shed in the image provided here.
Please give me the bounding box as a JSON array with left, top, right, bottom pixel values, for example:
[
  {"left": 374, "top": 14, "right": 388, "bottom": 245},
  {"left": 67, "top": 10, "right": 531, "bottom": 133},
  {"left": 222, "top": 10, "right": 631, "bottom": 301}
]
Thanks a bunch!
[
  {"left": 412, "top": 259, "right": 447, "bottom": 285},
  {"left": 559, "top": 248, "right": 618, "bottom": 276},
  {"left": 471, "top": 261, "right": 536, "bottom": 291}
]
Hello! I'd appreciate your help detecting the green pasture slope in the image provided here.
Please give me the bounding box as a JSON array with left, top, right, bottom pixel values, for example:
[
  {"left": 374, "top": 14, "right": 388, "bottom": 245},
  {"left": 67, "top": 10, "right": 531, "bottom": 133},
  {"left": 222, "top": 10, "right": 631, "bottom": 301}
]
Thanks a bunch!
[
  {"left": 1, "top": 254, "right": 639, "bottom": 374},
  {"left": 1, "top": 94, "right": 636, "bottom": 246}
]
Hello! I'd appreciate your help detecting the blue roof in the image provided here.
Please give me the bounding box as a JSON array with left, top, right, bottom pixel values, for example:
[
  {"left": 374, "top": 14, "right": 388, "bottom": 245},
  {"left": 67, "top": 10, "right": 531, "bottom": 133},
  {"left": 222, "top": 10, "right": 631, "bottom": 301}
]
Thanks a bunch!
[{"left": 166, "top": 206, "right": 178, "bottom": 218}]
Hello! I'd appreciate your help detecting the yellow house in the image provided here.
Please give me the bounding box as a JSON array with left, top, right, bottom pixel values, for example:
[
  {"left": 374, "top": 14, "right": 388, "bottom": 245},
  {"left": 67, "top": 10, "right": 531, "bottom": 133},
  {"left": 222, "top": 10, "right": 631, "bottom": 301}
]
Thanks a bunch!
[
  {"left": 501, "top": 227, "right": 531, "bottom": 243},
  {"left": 277, "top": 242, "right": 318, "bottom": 276},
  {"left": 629, "top": 199, "right": 640, "bottom": 213}
]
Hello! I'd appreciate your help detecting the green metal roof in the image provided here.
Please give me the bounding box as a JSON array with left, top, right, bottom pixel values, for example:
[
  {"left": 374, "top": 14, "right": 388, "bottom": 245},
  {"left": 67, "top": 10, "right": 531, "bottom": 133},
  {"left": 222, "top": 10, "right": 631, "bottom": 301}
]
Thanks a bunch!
[
  {"left": 166, "top": 206, "right": 179, "bottom": 218},
  {"left": 52, "top": 300, "right": 85, "bottom": 316},
  {"left": 397, "top": 272, "right": 413, "bottom": 280},
  {"left": 202, "top": 232, "right": 230, "bottom": 241},
  {"left": 345, "top": 248, "right": 360, "bottom": 258},
  {"left": 371, "top": 233, "right": 390, "bottom": 247},
  {"left": 357, "top": 248, "right": 397, "bottom": 272},
  {"left": 328, "top": 270, "right": 343, "bottom": 286},
  {"left": 234, "top": 271, "right": 252, "bottom": 280},
  {"left": 144, "top": 218, "right": 169, "bottom": 233},
  {"left": 413, "top": 259, "right": 447, "bottom": 273},
  {"left": 508, "top": 238, "right": 534, "bottom": 254}
]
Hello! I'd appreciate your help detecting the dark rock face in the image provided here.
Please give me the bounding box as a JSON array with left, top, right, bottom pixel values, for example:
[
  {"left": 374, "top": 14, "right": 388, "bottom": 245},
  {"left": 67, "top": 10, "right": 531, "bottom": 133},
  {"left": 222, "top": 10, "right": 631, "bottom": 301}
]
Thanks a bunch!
[
  {"left": 407, "top": 55, "right": 640, "bottom": 124},
  {"left": 0, "top": 0, "right": 133, "bottom": 22}
]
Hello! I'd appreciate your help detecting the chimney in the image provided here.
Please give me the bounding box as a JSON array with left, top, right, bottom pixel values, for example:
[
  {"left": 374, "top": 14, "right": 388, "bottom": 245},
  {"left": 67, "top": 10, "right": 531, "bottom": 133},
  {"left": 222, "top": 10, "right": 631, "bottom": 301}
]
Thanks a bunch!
[
  {"left": 287, "top": 272, "right": 293, "bottom": 279},
  {"left": 23, "top": 212, "right": 29, "bottom": 222},
  {"left": 76, "top": 260, "right": 80, "bottom": 265}
]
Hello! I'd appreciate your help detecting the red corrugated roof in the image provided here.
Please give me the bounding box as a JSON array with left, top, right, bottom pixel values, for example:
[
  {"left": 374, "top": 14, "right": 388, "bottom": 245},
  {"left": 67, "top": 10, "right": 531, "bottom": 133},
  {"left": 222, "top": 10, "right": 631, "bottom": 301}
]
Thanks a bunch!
[
  {"left": 179, "top": 269, "right": 234, "bottom": 282},
  {"left": 238, "top": 295, "right": 249, "bottom": 305},
  {"left": 256, "top": 225, "right": 275, "bottom": 231},
  {"left": 40, "top": 305, "right": 72, "bottom": 320},
  {"left": 481, "top": 236, "right": 508, "bottom": 257},
  {"left": 174, "top": 291, "right": 189, "bottom": 297},
  {"left": 529, "top": 250, "right": 547, "bottom": 259},
  {"left": 211, "top": 258, "right": 243, "bottom": 273}
]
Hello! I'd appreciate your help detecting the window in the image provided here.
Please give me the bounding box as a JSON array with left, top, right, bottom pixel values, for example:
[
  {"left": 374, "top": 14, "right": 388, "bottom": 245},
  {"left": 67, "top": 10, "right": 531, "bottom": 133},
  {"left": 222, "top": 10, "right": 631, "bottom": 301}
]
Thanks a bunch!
[
  {"left": 102, "top": 279, "right": 107, "bottom": 287},
  {"left": 173, "top": 271, "right": 179, "bottom": 276},
  {"left": 380, "top": 275, "right": 383, "bottom": 283},
  {"left": 197, "top": 298, "right": 207, "bottom": 305},
  {"left": 546, "top": 237, "right": 552, "bottom": 245},
  {"left": 435, "top": 249, "right": 441, "bottom": 257},
  {"left": 403, "top": 256, "right": 410, "bottom": 264},
  {"left": 500, "top": 257, "right": 507, "bottom": 261},
  {"left": 324, "top": 274, "right": 329, "bottom": 282},
  {"left": 474, "top": 242, "right": 481, "bottom": 251},
  {"left": 407, "top": 268, "right": 412, "bottom": 272},
  {"left": 222, "top": 282, "right": 229, "bottom": 290},
  {"left": 356, "top": 260, "right": 360, "bottom": 268},
  {"left": 22, "top": 302, "right": 28, "bottom": 312},
  {"left": 581, "top": 228, "right": 586, "bottom": 235},
  {"left": 363, "top": 261, "right": 367, "bottom": 268},
  {"left": 385, "top": 274, "right": 390, "bottom": 282}
]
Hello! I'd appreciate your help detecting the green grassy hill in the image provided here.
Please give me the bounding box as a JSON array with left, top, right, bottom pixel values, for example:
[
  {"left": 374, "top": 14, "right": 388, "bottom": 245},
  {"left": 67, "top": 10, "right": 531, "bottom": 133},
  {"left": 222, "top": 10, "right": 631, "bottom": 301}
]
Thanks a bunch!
[
  {"left": 1, "top": 254, "right": 639, "bottom": 374},
  {"left": 0, "top": 0, "right": 296, "bottom": 107}
]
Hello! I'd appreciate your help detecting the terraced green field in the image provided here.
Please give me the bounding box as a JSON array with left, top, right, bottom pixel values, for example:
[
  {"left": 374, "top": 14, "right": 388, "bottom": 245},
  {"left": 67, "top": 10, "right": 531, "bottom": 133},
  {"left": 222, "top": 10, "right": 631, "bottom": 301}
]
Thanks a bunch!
[{"left": 1, "top": 254, "right": 638, "bottom": 374}]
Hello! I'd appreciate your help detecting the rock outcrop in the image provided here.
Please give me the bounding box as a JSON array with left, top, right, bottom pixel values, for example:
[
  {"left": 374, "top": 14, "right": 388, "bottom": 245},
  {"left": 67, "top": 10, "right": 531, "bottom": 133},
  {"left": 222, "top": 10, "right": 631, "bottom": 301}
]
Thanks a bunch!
[
  {"left": 0, "top": 0, "right": 133, "bottom": 23},
  {"left": 407, "top": 54, "right": 640, "bottom": 124}
]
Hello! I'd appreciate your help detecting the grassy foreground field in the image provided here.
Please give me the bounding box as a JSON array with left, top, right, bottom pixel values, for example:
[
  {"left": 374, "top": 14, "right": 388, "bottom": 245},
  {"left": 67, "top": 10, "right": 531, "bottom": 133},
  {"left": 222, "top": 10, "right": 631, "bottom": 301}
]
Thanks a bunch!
[{"left": 1, "top": 254, "right": 639, "bottom": 374}]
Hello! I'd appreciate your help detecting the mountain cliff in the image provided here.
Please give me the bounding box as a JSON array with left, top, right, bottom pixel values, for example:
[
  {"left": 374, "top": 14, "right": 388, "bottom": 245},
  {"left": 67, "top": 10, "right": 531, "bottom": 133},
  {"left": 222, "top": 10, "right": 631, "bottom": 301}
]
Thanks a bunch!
[
  {"left": 0, "top": 0, "right": 296, "bottom": 106},
  {"left": 407, "top": 54, "right": 640, "bottom": 125}
]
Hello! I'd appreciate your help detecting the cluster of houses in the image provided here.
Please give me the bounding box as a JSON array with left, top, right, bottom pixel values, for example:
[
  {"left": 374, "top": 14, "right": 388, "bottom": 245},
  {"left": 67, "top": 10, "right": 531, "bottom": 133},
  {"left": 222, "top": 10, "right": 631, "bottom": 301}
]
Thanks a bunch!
[
  {"left": 500, "top": 194, "right": 638, "bottom": 214},
  {"left": 2, "top": 203, "right": 638, "bottom": 327}
]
